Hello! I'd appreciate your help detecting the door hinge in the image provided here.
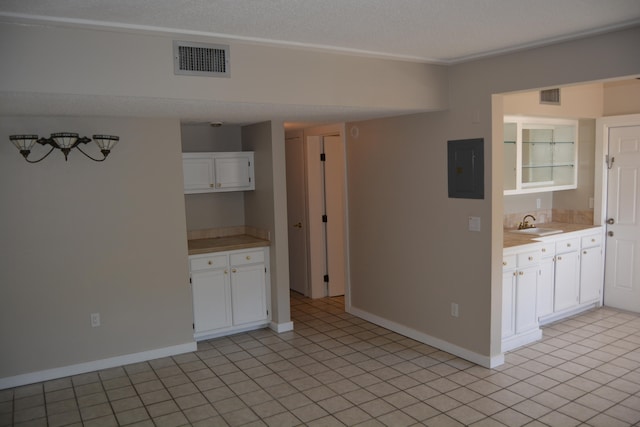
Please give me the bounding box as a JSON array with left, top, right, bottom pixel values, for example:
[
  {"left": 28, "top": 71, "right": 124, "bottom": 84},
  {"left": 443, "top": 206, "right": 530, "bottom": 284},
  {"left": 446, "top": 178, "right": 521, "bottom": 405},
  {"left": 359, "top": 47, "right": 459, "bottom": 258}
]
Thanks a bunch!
[
  {"left": 324, "top": 274, "right": 329, "bottom": 282},
  {"left": 192, "top": 323, "right": 195, "bottom": 330},
  {"left": 320, "top": 153, "right": 326, "bottom": 162},
  {"left": 189, "top": 277, "right": 192, "bottom": 284},
  {"left": 322, "top": 214, "right": 328, "bottom": 223}
]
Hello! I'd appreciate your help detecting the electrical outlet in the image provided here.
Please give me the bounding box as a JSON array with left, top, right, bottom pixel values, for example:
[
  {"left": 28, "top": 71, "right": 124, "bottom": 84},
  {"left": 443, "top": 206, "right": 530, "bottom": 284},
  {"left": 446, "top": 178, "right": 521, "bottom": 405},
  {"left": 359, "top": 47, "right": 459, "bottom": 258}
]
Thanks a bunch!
[
  {"left": 451, "top": 303, "right": 459, "bottom": 318},
  {"left": 536, "top": 198, "right": 541, "bottom": 209},
  {"left": 91, "top": 313, "right": 101, "bottom": 327}
]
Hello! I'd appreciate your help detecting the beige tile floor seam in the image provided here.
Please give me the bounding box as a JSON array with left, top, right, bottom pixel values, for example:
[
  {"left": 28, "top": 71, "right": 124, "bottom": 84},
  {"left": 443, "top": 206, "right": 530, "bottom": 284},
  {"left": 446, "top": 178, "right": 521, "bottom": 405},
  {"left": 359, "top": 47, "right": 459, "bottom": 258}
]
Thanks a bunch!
[{"left": 1, "top": 292, "right": 640, "bottom": 426}]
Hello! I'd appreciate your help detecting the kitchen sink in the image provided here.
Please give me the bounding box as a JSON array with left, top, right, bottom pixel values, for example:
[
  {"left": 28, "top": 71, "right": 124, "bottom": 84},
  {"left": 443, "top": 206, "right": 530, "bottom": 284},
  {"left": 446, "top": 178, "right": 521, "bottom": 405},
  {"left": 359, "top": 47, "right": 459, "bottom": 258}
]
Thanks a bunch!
[{"left": 509, "top": 227, "right": 563, "bottom": 236}]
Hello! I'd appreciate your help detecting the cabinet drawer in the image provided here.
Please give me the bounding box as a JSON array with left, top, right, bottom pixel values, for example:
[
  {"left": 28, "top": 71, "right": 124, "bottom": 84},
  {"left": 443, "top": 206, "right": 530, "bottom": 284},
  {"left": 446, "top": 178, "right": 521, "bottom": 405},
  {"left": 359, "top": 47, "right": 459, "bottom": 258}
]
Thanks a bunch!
[
  {"left": 230, "top": 249, "right": 265, "bottom": 266},
  {"left": 503, "top": 255, "right": 516, "bottom": 270},
  {"left": 555, "top": 237, "right": 580, "bottom": 254},
  {"left": 517, "top": 251, "right": 540, "bottom": 268},
  {"left": 190, "top": 254, "right": 228, "bottom": 271},
  {"left": 581, "top": 233, "right": 602, "bottom": 248},
  {"left": 539, "top": 243, "right": 555, "bottom": 258}
]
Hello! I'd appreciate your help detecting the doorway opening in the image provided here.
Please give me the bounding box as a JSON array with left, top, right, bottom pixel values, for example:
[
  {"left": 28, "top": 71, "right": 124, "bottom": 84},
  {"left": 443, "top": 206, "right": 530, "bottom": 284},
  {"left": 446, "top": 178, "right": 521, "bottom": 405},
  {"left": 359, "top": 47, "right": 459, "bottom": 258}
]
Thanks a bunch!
[
  {"left": 285, "top": 124, "right": 348, "bottom": 300},
  {"left": 495, "top": 78, "right": 640, "bottom": 342}
]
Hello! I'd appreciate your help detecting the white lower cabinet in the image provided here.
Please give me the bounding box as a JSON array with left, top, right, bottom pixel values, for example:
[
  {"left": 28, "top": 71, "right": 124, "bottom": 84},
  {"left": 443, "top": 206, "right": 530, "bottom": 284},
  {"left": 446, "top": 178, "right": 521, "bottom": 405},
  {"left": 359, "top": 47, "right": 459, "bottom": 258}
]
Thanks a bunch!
[
  {"left": 579, "top": 234, "right": 603, "bottom": 304},
  {"left": 553, "top": 238, "right": 581, "bottom": 312},
  {"left": 536, "top": 243, "right": 555, "bottom": 318},
  {"left": 192, "top": 268, "right": 232, "bottom": 332},
  {"left": 503, "top": 227, "right": 604, "bottom": 352},
  {"left": 502, "top": 250, "right": 542, "bottom": 352},
  {"left": 190, "top": 247, "right": 270, "bottom": 340},
  {"left": 229, "top": 251, "right": 268, "bottom": 326}
]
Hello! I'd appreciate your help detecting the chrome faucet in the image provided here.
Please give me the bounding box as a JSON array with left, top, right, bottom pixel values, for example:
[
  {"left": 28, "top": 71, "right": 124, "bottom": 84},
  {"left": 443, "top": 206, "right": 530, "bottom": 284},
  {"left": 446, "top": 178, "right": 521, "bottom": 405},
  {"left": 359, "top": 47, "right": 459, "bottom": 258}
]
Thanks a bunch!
[{"left": 518, "top": 214, "right": 536, "bottom": 230}]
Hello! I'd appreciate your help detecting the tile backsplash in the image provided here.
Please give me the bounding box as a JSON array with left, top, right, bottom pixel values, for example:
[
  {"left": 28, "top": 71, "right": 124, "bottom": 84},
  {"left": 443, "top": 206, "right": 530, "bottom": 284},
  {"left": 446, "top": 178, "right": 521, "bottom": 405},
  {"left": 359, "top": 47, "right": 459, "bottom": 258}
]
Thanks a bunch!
[{"left": 503, "top": 209, "right": 594, "bottom": 229}]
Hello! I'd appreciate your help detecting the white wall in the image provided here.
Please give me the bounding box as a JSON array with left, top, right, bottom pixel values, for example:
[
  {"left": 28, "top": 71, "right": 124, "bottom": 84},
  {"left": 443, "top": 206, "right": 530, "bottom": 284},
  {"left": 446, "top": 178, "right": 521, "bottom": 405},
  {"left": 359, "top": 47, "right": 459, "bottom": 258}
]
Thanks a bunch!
[
  {"left": 0, "top": 21, "right": 448, "bottom": 115},
  {"left": 346, "top": 26, "right": 640, "bottom": 366},
  {"left": 0, "top": 117, "right": 194, "bottom": 381},
  {"left": 242, "top": 121, "right": 291, "bottom": 326},
  {"left": 604, "top": 79, "right": 640, "bottom": 116},
  {"left": 503, "top": 83, "right": 603, "bottom": 118}
]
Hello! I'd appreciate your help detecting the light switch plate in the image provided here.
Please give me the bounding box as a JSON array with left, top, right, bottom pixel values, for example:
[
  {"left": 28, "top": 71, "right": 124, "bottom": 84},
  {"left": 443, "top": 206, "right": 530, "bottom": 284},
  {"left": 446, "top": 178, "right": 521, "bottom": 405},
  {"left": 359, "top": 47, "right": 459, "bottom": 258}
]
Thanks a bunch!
[{"left": 468, "top": 216, "right": 481, "bottom": 232}]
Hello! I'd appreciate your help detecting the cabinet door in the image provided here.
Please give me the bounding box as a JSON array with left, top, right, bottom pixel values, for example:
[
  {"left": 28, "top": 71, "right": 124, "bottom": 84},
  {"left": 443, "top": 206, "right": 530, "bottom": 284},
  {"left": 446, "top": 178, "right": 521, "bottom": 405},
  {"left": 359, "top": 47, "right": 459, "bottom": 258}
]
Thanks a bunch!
[
  {"left": 580, "top": 246, "right": 602, "bottom": 303},
  {"left": 192, "top": 269, "right": 232, "bottom": 333},
  {"left": 183, "top": 156, "right": 214, "bottom": 192},
  {"left": 554, "top": 251, "right": 580, "bottom": 312},
  {"left": 503, "top": 116, "right": 578, "bottom": 195},
  {"left": 537, "top": 257, "right": 555, "bottom": 318},
  {"left": 231, "top": 264, "right": 267, "bottom": 325},
  {"left": 502, "top": 269, "right": 516, "bottom": 340},
  {"left": 213, "top": 153, "right": 254, "bottom": 191},
  {"left": 515, "top": 265, "right": 538, "bottom": 334}
]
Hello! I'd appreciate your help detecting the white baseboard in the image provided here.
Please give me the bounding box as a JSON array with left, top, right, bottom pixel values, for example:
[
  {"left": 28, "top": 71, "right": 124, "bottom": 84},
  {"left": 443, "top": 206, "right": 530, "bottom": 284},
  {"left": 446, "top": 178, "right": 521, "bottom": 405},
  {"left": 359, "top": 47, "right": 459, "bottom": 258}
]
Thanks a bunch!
[
  {"left": 501, "top": 328, "right": 543, "bottom": 353},
  {"left": 0, "top": 342, "right": 197, "bottom": 390},
  {"left": 348, "top": 306, "right": 504, "bottom": 369},
  {"left": 194, "top": 321, "right": 271, "bottom": 341},
  {"left": 539, "top": 302, "right": 598, "bottom": 326},
  {"left": 270, "top": 321, "right": 294, "bottom": 333}
]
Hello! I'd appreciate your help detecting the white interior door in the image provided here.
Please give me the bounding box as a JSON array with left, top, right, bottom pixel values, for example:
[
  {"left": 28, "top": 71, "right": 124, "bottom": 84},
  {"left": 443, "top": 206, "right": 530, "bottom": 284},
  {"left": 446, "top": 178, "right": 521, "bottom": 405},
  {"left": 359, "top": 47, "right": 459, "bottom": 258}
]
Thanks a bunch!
[
  {"left": 285, "top": 136, "right": 309, "bottom": 295},
  {"left": 304, "top": 135, "right": 347, "bottom": 298},
  {"left": 604, "top": 125, "right": 640, "bottom": 313},
  {"left": 323, "top": 136, "right": 347, "bottom": 297}
]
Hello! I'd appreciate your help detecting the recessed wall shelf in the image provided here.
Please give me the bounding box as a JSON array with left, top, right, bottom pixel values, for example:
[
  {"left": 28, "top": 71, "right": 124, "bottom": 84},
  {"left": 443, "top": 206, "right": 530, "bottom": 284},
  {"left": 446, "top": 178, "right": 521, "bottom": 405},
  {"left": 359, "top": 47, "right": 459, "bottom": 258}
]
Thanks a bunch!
[{"left": 503, "top": 116, "right": 578, "bottom": 195}]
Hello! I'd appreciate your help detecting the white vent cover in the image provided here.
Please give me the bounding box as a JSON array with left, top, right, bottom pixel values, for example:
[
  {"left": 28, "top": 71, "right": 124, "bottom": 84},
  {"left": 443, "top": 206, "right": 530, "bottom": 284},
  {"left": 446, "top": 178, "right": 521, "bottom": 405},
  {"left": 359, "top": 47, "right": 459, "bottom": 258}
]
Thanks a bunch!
[
  {"left": 173, "top": 41, "right": 229, "bottom": 77},
  {"left": 540, "top": 88, "right": 560, "bottom": 105}
]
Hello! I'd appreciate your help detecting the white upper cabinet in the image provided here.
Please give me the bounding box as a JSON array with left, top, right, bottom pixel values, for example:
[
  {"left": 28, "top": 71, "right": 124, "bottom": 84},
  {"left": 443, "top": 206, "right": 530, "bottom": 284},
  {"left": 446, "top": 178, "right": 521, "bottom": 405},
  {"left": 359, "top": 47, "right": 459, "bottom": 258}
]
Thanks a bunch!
[
  {"left": 504, "top": 116, "right": 578, "bottom": 195},
  {"left": 183, "top": 152, "right": 255, "bottom": 193},
  {"left": 213, "top": 153, "right": 254, "bottom": 191},
  {"left": 183, "top": 155, "right": 216, "bottom": 192}
]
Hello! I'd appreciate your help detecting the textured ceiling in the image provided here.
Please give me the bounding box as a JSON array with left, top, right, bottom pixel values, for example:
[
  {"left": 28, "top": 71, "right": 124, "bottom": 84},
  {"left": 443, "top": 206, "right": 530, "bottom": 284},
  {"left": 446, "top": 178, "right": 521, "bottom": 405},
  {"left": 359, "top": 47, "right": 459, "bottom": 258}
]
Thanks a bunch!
[
  {"left": 0, "top": 0, "right": 640, "bottom": 63},
  {"left": 1, "top": 0, "right": 640, "bottom": 125},
  {"left": 2, "top": 0, "right": 640, "bottom": 63}
]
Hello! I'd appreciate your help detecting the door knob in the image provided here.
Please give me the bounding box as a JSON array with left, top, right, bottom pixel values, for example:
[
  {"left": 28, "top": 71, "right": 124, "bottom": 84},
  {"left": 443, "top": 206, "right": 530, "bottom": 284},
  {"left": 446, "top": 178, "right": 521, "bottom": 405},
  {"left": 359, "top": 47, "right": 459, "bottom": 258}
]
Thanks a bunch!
[
  {"left": 293, "top": 222, "right": 303, "bottom": 228},
  {"left": 607, "top": 218, "right": 615, "bottom": 225},
  {"left": 608, "top": 231, "right": 614, "bottom": 237}
]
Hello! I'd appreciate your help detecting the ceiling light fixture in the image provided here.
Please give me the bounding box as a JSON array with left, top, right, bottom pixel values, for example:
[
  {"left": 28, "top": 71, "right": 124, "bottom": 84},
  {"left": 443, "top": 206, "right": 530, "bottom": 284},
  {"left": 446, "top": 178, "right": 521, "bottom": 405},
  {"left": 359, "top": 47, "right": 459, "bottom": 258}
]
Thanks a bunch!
[{"left": 9, "top": 133, "right": 120, "bottom": 163}]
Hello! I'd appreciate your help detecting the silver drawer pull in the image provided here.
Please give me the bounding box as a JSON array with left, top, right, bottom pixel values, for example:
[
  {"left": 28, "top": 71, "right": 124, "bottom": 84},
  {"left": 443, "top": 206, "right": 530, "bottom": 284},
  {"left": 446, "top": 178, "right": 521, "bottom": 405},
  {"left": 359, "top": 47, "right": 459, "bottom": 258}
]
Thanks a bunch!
[
  {"left": 246, "top": 256, "right": 251, "bottom": 260},
  {"left": 528, "top": 256, "right": 534, "bottom": 261}
]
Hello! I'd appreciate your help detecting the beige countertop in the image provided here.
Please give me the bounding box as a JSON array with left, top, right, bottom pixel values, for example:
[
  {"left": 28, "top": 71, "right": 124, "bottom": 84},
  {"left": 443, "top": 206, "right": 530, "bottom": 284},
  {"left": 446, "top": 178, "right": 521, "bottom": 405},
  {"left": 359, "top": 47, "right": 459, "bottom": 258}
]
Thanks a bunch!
[
  {"left": 188, "top": 234, "right": 270, "bottom": 255},
  {"left": 503, "top": 222, "right": 602, "bottom": 248}
]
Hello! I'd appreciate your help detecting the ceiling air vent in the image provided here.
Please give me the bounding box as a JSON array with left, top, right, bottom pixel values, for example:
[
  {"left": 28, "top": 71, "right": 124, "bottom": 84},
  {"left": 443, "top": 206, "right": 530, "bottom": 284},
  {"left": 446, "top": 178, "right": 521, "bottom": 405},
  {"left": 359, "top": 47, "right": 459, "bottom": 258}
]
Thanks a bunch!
[
  {"left": 173, "top": 41, "right": 229, "bottom": 77},
  {"left": 540, "top": 88, "right": 560, "bottom": 105}
]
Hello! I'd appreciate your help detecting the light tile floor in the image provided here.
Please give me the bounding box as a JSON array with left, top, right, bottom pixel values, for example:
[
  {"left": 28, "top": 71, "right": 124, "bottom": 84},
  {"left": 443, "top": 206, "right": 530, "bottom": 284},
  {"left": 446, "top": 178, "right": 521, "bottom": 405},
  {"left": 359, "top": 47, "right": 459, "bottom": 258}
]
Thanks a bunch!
[{"left": 2, "top": 292, "right": 640, "bottom": 426}]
